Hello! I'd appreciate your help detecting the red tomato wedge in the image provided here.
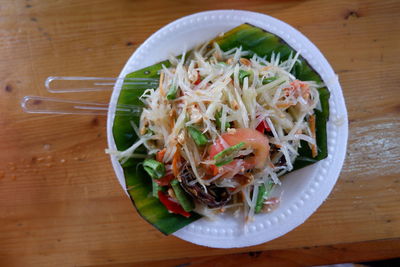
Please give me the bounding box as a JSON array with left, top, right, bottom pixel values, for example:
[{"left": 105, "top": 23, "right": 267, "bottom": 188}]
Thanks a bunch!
[
  {"left": 208, "top": 128, "right": 270, "bottom": 172},
  {"left": 158, "top": 191, "right": 191, "bottom": 218},
  {"left": 256, "top": 120, "right": 271, "bottom": 134}
]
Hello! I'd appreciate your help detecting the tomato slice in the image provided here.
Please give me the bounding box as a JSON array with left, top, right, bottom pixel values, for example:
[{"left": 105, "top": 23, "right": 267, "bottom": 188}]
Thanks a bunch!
[{"left": 208, "top": 128, "right": 270, "bottom": 170}]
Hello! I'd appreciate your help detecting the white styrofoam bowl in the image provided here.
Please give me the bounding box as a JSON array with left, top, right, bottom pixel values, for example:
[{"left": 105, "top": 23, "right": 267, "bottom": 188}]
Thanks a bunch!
[{"left": 107, "top": 10, "right": 348, "bottom": 248}]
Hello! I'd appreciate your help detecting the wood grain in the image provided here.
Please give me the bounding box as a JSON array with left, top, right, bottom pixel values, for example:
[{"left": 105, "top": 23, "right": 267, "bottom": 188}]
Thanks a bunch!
[
  {"left": 0, "top": 0, "right": 399, "bottom": 266},
  {"left": 100, "top": 239, "right": 400, "bottom": 267}
]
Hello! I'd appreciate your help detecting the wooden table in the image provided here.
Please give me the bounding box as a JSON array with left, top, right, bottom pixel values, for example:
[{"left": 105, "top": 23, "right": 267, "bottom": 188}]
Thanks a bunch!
[{"left": 1, "top": 0, "right": 399, "bottom": 266}]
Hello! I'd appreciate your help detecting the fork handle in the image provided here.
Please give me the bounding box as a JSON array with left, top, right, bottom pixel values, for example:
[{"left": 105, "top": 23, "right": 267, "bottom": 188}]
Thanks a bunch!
[
  {"left": 45, "top": 76, "right": 159, "bottom": 93},
  {"left": 21, "top": 96, "right": 142, "bottom": 116}
]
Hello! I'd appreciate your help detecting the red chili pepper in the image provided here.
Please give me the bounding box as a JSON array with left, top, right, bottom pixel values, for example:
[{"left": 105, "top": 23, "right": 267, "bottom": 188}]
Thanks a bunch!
[
  {"left": 256, "top": 120, "right": 271, "bottom": 133},
  {"left": 155, "top": 173, "right": 175, "bottom": 186},
  {"left": 194, "top": 71, "right": 202, "bottom": 85},
  {"left": 158, "top": 191, "right": 191, "bottom": 218}
]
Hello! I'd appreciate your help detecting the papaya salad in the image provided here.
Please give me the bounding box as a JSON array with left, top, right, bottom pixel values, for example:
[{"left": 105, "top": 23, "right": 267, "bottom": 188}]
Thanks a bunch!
[{"left": 111, "top": 42, "right": 323, "bottom": 222}]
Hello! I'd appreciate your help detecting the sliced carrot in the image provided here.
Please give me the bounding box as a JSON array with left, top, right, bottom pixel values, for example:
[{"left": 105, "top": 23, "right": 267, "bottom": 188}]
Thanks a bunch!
[
  {"left": 211, "top": 164, "right": 219, "bottom": 176},
  {"left": 309, "top": 114, "right": 318, "bottom": 158},
  {"left": 172, "top": 146, "right": 181, "bottom": 177},
  {"left": 170, "top": 109, "right": 177, "bottom": 128},
  {"left": 169, "top": 111, "right": 175, "bottom": 129},
  {"left": 158, "top": 71, "right": 165, "bottom": 96},
  {"left": 155, "top": 173, "right": 175, "bottom": 186},
  {"left": 203, "top": 163, "right": 219, "bottom": 176},
  {"left": 156, "top": 148, "right": 166, "bottom": 162},
  {"left": 239, "top": 58, "right": 251, "bottom": 66}
]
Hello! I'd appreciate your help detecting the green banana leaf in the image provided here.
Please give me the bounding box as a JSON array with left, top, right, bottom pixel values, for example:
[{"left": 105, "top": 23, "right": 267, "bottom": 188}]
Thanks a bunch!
[
  {"left": 113, "top": 62, "right": 201, "bottom": 235},
  {"left": 112, "top": 23, "right": 330, "bottom": 235}
]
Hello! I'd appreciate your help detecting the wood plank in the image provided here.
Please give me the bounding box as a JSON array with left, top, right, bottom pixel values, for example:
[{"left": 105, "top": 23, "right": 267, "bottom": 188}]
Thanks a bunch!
[{"left": 92, "top": 239, "right": 400, "bottom": 267}]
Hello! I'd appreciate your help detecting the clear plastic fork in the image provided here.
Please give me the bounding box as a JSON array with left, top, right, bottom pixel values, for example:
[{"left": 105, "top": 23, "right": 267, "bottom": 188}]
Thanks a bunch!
[
  {"left": 21, "top": 96, "right": 143, "bottom": 116},
  {"left": 21, "top": 76, "right": 158, "bottom": 115}
]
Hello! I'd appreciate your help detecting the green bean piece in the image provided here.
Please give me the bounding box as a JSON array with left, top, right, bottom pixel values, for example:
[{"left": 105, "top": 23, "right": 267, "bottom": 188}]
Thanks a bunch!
[
  {"left": 254, "top": 186, "right": 266, "bottom": 213},
  {"left": 152, "top": 179, "right": 161, "bottom": 198},
  {"left": 187, "top": 126, "right": 208, "bottom": 146},
  {"left": 255, "top": 181, "right": 275, "bottom": 213},
  {"left": 213, "top": 142, "right": 245, "bottom": 167},
  {"left": 143, "top": 159, "right": 165, "bottom": 179},
  {"left": 214, "top": 158, "right": 233, "bottom": 167},
  {"left": 171, "top": 179, "right": 194, "bottom": 212}
]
